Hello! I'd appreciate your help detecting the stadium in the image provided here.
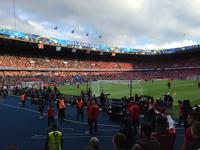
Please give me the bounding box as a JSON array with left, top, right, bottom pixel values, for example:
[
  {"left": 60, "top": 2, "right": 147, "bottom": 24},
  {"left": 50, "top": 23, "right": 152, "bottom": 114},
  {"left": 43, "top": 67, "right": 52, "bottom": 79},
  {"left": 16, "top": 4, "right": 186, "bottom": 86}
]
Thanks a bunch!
[
  {"left": 1, "top": 27, "right": 200, "bottom": 150},
  {"left": 1, "top": 1, "right": 200, "bottom": 150}
]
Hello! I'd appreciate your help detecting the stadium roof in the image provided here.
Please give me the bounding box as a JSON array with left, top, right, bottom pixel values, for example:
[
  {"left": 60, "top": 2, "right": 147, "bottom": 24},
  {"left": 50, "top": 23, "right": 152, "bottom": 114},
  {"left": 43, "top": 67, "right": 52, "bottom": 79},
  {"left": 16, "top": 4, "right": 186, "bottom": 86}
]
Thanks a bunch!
[{"left": 1, "top": 27, "right": 200, "bottom": 55}]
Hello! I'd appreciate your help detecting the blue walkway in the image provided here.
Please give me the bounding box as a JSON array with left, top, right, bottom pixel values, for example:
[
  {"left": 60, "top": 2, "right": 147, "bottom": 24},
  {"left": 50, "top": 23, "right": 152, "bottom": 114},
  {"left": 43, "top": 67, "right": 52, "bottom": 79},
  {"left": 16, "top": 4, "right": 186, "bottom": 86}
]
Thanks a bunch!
[{"left": 0, "top": 96, "right": 184, "bottom": 150}]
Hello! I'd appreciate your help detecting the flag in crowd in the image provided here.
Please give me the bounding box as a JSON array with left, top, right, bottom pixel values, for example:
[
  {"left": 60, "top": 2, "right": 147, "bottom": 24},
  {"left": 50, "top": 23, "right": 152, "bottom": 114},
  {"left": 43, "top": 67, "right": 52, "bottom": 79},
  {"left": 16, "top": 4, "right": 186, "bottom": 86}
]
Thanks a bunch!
[
  {"left": 38, "top": 43, "right": 44, "bottom": 49},
  {"left": 173, "top": 91, "right": 176, "bottom": 96}
]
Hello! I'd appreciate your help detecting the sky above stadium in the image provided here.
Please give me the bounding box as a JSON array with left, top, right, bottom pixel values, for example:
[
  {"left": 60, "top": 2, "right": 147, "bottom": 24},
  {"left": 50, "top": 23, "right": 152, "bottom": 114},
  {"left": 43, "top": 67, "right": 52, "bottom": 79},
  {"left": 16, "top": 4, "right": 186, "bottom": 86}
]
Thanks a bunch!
[{"left": 0, "top": 0, "right": 200, "bottom": 49}]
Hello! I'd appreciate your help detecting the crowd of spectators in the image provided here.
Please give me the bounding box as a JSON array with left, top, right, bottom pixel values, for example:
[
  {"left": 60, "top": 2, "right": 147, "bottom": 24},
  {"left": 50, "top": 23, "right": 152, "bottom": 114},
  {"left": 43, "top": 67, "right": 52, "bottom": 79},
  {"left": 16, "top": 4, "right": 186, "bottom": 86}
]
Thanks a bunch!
[
  {"left": 1, "top": 53, "right": 200, "bottom": 89},
  {"left": 1, "top": 54, "right": 200, "bottom": 70},
  {"left": 1, "top": 69, "right": 200, "bottom": 89},
  {"left": 134, "top": 56, "right": 200, "bottom": 69},
  {"left": 0, "top": 54, "right": 132, "bottom": 70}
]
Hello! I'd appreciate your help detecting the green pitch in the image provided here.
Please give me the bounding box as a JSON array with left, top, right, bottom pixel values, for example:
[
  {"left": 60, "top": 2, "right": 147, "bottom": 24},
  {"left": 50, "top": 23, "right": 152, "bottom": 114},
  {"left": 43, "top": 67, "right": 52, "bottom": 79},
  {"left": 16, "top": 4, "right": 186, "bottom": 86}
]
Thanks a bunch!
[
  {"left": 55, "top": 80, "right": 200, "bottom": 117},
  {"left": 56, "top": 80, "right": 200, "bottom": 104}
]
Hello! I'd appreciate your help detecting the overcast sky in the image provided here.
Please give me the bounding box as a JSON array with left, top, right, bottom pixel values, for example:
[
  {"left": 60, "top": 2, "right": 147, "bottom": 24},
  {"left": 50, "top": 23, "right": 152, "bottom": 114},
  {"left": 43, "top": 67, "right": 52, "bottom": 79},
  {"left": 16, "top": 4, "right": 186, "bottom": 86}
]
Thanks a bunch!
[{"left": 1, "top": 0, "right": 200, "bottom": 49}]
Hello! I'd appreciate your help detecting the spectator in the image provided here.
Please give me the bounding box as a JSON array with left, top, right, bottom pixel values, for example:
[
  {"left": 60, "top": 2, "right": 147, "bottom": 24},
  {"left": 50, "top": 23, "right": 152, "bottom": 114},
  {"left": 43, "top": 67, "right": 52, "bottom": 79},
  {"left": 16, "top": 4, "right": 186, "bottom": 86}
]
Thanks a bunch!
[
  {"left": 182, "top": 112, "right": 200, "bottom": 150},
  {"left": 146, "top": 103, "right": 156, "bottom": 131},
  {"left": 187, "top": 121, "right": 200, "bottom": 150},
  {"left": 120, "top": 117, "right": 135, "bottom": 150},
  {"left": 151, "top": 116, "right": 176, "bottom": 150},
  {"left": 131, "top": 123, "right": 160, "bottom": 150},
  {"left": 112, "top": 132, "right": 126, "bottom": 150},
  {"left": 128, "top": 101, "right": 140, "bottom": 136},
  {"left": 86, "top": 137, "right": 101, "bottom": 150}
]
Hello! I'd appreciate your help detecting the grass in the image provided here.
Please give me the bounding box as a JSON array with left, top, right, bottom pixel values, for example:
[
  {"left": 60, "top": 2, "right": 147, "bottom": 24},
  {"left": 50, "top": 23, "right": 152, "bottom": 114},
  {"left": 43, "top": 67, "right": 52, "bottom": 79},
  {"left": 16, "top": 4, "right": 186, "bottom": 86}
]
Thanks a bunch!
[{"left": 55, "top": 80, "right": 200, "bottom": 118}]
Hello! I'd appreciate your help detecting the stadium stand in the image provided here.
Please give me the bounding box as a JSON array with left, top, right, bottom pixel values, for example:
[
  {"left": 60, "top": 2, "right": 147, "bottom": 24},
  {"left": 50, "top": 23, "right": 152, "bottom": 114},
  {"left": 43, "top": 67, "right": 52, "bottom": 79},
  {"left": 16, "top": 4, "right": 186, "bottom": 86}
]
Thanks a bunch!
[{"left": 1, "top": 30, "right": 200, "bottom": 150}]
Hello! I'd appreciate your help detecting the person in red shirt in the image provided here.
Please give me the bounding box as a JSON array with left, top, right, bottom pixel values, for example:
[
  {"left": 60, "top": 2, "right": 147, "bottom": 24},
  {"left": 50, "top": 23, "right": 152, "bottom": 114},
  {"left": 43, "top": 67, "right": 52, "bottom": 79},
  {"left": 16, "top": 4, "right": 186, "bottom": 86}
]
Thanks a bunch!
[
  {"left": 47, "top": 103, "right": 55, "bottom": 127},
  {"left": 128, "top": 101, "right": 140, "bottom": 136},
  {"left": 49, "top": 91, "right": 55, "bottom": 103},
  {"left": 76, "top": 97, "right": 84, "bottom": 121},
  {"left": 132, "top": 123, "right": 161, "bottom": 150},
  {"left": 182, "top": 112, "right": 200, "bottom": 150},
  {"left": 20, "top": 92, "right": 26, "bottom": 107},
  {"left": 88, "top": 101, "right": 100, "bottom": 134},
  {"left": 151, "top": 115, "right": 176, "bottom": 150},
  {"left": 127, "top": 101, "right": 133, "bottom": 112}
]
